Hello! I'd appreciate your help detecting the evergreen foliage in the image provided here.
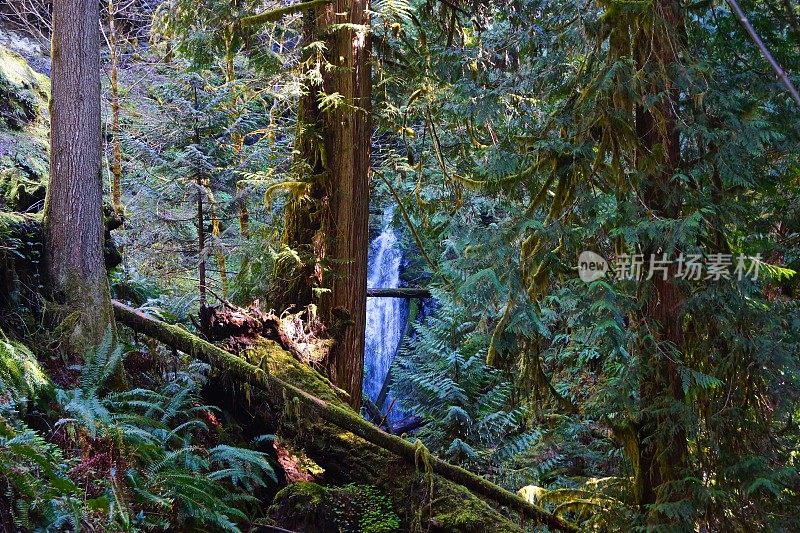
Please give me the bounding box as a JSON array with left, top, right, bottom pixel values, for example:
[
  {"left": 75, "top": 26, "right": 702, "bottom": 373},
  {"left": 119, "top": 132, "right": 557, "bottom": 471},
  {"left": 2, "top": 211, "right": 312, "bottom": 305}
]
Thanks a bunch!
[
  {"left": 378, "top": 0, "right": 800, "bottom": 528},
  {"left": 0, "top": 330, "right": 277, "bottom": 531},
  {"left": 393, "top": 286, "right": 541, "bottom": 472},
  {"left": 2, "top": 0, "right": 800, "bottom": 528}
]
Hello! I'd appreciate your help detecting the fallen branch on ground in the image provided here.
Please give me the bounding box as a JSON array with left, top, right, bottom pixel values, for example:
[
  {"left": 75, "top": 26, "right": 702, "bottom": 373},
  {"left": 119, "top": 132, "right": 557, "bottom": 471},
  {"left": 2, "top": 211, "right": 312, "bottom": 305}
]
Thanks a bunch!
[
  {"left": 367, "top": 287, "right": 432, "bottom": 298},
  {"left": 112, "top": 300, "right": 578, "bottom": 532}
]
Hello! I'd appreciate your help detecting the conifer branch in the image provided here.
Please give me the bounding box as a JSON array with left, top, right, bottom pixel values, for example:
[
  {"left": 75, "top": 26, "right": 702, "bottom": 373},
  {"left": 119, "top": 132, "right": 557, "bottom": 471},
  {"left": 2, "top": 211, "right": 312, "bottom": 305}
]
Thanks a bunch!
[{"left": 241, "top": 0, "right": 331, "bottom": 28}]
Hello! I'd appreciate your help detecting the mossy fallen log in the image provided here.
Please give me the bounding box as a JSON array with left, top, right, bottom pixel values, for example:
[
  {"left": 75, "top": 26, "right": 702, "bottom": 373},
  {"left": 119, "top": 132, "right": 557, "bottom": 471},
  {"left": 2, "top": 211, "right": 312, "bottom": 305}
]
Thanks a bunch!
[
  {"left": 112, "top": 300, "right": 578, "bottom": 532},
  {"left": 240, "top": 0, "right": 331, "bottom": 28}
]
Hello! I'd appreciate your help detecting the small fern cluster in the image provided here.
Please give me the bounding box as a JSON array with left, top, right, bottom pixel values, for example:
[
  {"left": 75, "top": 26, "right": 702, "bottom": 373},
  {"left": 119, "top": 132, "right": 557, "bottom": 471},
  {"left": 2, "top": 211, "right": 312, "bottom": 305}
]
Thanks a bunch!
[
  {"left": 0, "top": 416, "right": 83, "bottom": 530},
  {"left": 0, "top": 330, "right": 277, "bottom": 531},
  {"left": 331, "top": 484, "right": 401, "bottom": 533},
  {"left": 0, "top": 332, "right": 49, "bottom": 410},
  {"left": 57, "top": 331, "right": 276, "bottom": 530},
  {"left": 0, "top": 332, "right": 82, "bottom": 529}
]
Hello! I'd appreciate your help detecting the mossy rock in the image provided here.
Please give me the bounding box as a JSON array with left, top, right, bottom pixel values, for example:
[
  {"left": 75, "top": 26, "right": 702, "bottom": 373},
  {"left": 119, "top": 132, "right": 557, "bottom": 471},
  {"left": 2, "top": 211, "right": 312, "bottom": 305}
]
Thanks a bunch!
[
  {"left": 0, "top": 166, "right": 46, "bottom": 212},
  {"left": 0, "top": 50, "right": 40, "bottom": 130},
  {"left": 268, "top": 482, "right": 402, "bottom": 532},
  {"left": 0, "top": 46, "right": 49, "bottom": 212}
]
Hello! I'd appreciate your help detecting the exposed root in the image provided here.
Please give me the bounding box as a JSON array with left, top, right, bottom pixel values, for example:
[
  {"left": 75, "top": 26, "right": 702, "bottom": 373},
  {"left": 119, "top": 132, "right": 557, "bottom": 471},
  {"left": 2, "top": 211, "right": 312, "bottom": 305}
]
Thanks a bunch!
[{"left": 199, "top": 300, "right": 331, "bottom": 364}]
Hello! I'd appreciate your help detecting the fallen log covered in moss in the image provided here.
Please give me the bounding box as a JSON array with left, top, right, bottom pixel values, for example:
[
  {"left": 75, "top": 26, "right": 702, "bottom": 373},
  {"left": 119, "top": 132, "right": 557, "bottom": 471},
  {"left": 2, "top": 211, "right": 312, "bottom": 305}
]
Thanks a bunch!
[{"left": 112, "top": 300, "right": 578, "bottom": 532}]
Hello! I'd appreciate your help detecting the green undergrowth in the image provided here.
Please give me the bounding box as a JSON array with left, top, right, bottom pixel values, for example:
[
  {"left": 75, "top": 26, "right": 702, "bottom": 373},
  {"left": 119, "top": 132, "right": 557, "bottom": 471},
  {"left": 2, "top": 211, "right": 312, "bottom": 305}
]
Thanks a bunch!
[
  {"left": 267, "top": 481, "right": 401, "bottom": 533},
  {"left": 0, "top": 329, "right": 278, "bottom": 531},
  {"left": 0, "top": 330, "right": 50, "bottom": 409},
  {"left": 227, "top": 335, "right": 528, "bottom": 532}
]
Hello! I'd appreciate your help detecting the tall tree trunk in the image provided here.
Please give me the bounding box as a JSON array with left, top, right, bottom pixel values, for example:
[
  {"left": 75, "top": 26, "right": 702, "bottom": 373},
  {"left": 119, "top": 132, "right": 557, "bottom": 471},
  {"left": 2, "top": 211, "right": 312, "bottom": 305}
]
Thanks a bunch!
[
  {"left": 108, "top": 0, "right": 122, "bottom": 215},
  {"left": 223, "top": 0, "right": 251, "bottom": 240},
  {"left": 194, "top": 86, "right": 208, "bottom": 308},
  {"left": 278, "top": 0, "right": 371, "bottom": 408},
  {"left": 632, "top": 0, "right": 688, "bottom": 520},
  {"left": 319, "top": 0, "right": 372, "bottom": 410},
  {"left": 210, "top": 199, "right": 228, "bottom": 295},
  {"left": 45, "top": 0, "right": 116, "bottom": 347}
]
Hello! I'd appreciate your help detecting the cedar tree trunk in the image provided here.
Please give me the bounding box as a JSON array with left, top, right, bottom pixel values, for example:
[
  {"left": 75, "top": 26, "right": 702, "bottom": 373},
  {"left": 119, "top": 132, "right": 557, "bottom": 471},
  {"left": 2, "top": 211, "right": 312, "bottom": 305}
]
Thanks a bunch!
[
  {"left": 279, "top": 0, "right": 371, "bottom": 408},
  {"left": 632, "top": 0, "right": 689, "bottom": 518}
]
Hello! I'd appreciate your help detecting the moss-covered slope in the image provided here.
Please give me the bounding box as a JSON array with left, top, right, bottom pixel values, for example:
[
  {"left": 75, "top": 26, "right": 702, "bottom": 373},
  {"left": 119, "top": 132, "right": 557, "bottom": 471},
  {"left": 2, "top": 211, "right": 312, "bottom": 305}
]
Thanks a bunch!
[{"left": 0, "top": 46, "right": 49, "bottom": 213}]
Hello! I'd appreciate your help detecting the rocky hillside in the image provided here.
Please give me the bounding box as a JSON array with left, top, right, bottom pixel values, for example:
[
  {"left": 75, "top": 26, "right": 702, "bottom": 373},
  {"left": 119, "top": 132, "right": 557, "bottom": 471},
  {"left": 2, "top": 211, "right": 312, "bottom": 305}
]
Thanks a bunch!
[{"left": 0, "top": 41, "right": 49, "bottom": 213}]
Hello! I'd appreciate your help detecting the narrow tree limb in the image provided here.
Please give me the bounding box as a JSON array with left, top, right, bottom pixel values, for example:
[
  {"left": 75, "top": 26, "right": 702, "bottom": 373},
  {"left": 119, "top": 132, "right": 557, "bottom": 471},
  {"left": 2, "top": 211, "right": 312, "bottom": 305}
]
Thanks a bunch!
[
  {"left": 112, "top": 300, "right": 577, "bottom": 532},
  {"left": 436, "top": 0, "right": 470, "bottom": 16},
  {"left": 240, "top": 0, "right": 331, "bottom": 28},
  {"left": 726, "top": 0, "right": 800, "bottom": 107},
  {"left": 391, "top": 415, "right": 425, "bottom": 435},
  {"left": 366, "top": 288, "right": 432, "bottom": 298}
]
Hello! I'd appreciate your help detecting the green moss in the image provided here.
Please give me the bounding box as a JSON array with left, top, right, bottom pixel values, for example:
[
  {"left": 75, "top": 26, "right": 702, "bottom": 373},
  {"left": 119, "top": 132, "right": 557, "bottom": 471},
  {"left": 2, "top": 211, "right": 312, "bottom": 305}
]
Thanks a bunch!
[
  {"left": 284, "top": 480, "right": 328, "bottom": 504},
  {"left": 0, "top": 48, "right": 49, "bottom": 94},
  {"left": 429, "top": 484, "right": 522, "bottom": 533},
  {"left": 232, "top": 339, "right": 525, "bottom": 531},
  {"left": 243, "top": 338, "right": 348, "bottom": 406},
  {"left": 0, "top": 211, "right": 26, "bottom": 233},
  {"left": 0, "top": 47, "right": 48, "bottom": 126},
  {"left": 268, "top": 482, "right": 401, "bottom": 533},
  {"left": 305, "top": 428, "right": 526, "bottom": 532},
  {"left": 267, "top": 482, "right": 337, "bottom": 532},
  {"left": 0, "top": 46, "right": 49, "bottom": 212}
]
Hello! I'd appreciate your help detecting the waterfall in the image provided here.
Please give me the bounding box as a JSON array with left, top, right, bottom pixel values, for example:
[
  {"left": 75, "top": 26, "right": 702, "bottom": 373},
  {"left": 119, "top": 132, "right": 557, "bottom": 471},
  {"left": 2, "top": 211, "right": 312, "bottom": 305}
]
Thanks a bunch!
[{"left": 364, "top": 209, "right": 408, "bottom": 418}]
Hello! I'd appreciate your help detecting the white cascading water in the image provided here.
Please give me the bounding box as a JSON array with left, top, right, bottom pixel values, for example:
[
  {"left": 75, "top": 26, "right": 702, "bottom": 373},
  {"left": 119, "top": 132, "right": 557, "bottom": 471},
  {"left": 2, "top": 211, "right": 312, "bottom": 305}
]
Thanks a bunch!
[{"left": 364, "top": 209, "right": 407, "bottom": 414}]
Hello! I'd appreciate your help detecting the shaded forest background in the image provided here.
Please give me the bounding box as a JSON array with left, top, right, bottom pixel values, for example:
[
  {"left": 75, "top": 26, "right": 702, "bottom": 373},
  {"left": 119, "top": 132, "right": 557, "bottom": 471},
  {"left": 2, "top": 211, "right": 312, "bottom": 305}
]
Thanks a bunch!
[{"left": 0, "top": 0, "right": 799, "bottom": 530}]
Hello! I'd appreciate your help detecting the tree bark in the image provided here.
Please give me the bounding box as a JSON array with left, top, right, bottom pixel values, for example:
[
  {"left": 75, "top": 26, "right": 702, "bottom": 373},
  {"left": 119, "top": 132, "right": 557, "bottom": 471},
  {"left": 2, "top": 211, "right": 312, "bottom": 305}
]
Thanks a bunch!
[
  {"left": 210, "top": 200, "right": 228, "bottom": 295},
  {"left": 632, "top": 0, "right": 688, "bottom": 518},
  {"left": 193, "top": 86, "right": 208, "bottom": 308},
  {"left": 45, "top": 0, "right": 115, "bottom": 347},
  {"left": 320, "top": 0, "right": 372, "bottom": 409},
  {"left": 277, "top": 0, "right": 371, "bottom": 408}
]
